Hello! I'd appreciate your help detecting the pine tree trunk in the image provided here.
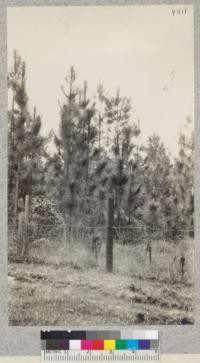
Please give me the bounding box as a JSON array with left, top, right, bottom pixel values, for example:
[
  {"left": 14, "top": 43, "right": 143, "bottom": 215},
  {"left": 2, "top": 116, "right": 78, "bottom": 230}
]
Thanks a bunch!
[
  {"left": 116, "top": 185, "right": 121, "bottom": 227},
  {"left": 69, "top": 212, "right": 72, "bottom": 245},
  {"left": 85, "top": 120, "right": 90, "bottom": 191},
  {"left": 21, "top": 195, "right": 29, "bottom": 257},
  {"left": 98, "top": 115, "right": 102, "bottom": 149},
  {"left": 128, "top": 210, "right": 131, "bottom": 224},
  {"left": 106, "top": 197, "right": 114, "bottom": 272},
  {"left": 13, "top": 160, "right": 20, "bottom": 229},
  {"left": 62, "top": 215, "right": 67, "bottom": 246},
  {"left": 8, "top": 95, "right": 16, "bottom": 213},
  {"left": 17, "top": 210, "right": 25, "bottom": 257}
]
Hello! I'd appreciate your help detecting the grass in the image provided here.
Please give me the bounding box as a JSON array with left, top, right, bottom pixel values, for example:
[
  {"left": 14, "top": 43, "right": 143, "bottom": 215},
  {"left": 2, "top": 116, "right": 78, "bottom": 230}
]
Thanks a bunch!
[{"left": 8, "top": 237, "right": 194, "bottom": 325}]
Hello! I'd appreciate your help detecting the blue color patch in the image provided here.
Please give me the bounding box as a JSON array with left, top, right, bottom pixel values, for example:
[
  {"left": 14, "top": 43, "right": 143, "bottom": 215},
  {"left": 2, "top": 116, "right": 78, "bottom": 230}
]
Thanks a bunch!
[
  {"left": 127, "top": 340, "right": 139, "bottom": 350},
  {"left": 138, "top": 340, "right": 150, "bottom": 349}
]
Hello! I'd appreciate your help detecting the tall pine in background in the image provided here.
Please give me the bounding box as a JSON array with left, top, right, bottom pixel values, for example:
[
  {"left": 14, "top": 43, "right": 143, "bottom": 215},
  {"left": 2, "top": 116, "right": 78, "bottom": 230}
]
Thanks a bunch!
[
  {"left": 142, "top": 134, "right": 172, "bottom": 234},
  {"left": 97, "top": 86, "right": 141, "bottom": 227},
  {"left": 173, "top": 118, "right": 194, "bottom": 237},
  {"left": 49, "top": 67, "right": 98, "bottom": 229},
  {"left": 8, "top": 51, "right": 46, "bottom": 224}
]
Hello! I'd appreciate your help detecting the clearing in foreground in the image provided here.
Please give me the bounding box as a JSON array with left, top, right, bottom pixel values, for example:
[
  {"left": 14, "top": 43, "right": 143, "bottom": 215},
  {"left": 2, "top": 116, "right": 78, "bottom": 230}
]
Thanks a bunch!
[{"left": 8, "top": 239, "right": 194, "bottom": 325}]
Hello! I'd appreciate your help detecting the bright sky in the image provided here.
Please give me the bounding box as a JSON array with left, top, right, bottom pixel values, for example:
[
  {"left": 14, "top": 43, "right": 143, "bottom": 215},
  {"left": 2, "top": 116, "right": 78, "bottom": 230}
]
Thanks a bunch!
[{"left": 7, "top": 5, "right": 194, "bottom": 157}]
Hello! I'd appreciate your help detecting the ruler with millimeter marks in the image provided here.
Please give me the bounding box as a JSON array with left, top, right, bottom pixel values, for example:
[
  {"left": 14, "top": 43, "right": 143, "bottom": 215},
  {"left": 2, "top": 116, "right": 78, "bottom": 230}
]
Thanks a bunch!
[{"left": 41, "top": 349, "right": 160, "bottom": 362}]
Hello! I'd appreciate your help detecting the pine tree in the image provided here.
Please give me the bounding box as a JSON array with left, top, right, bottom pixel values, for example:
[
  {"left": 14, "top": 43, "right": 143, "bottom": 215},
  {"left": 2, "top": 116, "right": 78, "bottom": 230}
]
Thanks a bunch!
[
  {"left": 55, "top": 67, "right": 98, "bottom": 231},
  {"left": 97, "top": 86, "right": 141, "bottom": 227},
  {"left": 173, "top": 118, "right": 194, "bottom": 237},
  {"left": 75, "top": 80, "right": 97, "bottom": 219},
  {"left": 20, "top": 107, "right": 47, "bottom": 200},
  {"left": 58, "top": 66, "right": 79, "bottom": 230},
  {"left": 8, "top": 51, "right": 46, "bottom": 225},
  {"left": 142, "top": 134, "right": 172, "bottom": 236}
]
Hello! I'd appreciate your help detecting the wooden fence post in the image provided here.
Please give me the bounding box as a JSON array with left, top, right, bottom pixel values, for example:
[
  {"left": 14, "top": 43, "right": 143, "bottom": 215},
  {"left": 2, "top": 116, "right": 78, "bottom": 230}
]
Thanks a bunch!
[
  {"left": 62, "top": 216, "right": 67, "bottom": 246},
  {"left": 21, "top": 195, "right": 29, "bottom": 257},
  {"left": 148, "top": 245, "right": 152, "bottom": 265},
  {"left": 106, "top": 197, "right": 114, "bottom": 273},
  {"left": 146, "top": 239, "right": 152, "bottom": 265}
]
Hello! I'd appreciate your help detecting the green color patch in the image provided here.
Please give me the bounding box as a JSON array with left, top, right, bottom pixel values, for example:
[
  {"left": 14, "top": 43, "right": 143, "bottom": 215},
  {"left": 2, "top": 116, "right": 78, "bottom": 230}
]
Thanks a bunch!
[{"left": 116, "top": 340, "right": 127, "bottom": 350}]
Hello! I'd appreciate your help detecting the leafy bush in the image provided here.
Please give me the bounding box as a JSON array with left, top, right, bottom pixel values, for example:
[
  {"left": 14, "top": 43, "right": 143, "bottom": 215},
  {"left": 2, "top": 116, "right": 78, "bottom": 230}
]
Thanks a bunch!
[{"left": 29, "top": 196, "right": 63, "bottom": 240}]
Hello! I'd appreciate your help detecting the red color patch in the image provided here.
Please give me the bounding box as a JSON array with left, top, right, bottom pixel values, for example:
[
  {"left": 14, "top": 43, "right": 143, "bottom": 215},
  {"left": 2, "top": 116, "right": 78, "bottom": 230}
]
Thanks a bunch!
[{"left": 92, "top": 340, "right": 104, "bottom": 350}]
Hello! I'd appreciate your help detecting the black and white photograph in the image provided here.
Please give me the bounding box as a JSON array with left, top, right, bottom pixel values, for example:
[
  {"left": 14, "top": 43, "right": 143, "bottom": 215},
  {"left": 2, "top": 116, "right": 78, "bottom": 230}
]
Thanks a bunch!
[{"left": 7, "top": 5, "right": 194, "bottom": 326}]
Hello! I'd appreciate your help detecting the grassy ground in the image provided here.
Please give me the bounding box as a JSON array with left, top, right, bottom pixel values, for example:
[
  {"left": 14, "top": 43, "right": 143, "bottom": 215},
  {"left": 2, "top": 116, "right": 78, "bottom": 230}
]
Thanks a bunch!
[{"left": 8, "top": 238, "right": 194, "bottom": 325}]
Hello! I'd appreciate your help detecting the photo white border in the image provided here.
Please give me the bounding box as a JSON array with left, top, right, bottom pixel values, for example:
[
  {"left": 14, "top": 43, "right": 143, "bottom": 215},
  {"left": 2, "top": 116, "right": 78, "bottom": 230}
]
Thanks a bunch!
[{"left": 0, "top": 0, "right": 200, "bottom": 357}]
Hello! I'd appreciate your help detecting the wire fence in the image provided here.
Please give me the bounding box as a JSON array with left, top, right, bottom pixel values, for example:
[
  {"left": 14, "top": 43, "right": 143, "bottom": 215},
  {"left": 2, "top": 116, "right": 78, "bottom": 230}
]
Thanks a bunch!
[
  {"left": 8, "top": 195, "right": 194, "bottom": 248},
  {"left": 8, "top": 220, "right": 194, "bottom": 245}
]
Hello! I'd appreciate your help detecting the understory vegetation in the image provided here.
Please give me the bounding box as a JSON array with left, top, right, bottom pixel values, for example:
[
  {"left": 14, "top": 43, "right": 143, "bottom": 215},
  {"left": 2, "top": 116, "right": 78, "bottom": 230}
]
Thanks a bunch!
[{"left": 8, "top": 237, "right": 194, "bottom": 325}]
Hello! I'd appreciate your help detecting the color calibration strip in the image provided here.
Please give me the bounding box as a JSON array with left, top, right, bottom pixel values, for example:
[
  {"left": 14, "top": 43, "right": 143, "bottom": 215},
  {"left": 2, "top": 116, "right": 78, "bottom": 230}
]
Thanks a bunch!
[
  {"left": 41, "top": 331, "right": 159, "bottom": 362},
  {"left": 42, "top": 338, "right": 159, "bottom": 350},
  {"left": 41, "top": 330, "right": 158, "bottom": 340}
]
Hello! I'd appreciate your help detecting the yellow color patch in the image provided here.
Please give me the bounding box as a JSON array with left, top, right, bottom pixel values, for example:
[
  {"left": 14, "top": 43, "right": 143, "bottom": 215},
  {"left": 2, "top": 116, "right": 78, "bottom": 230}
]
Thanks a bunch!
[{"left": 104, "top": 340, "right": 116, "bottom": 350}]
